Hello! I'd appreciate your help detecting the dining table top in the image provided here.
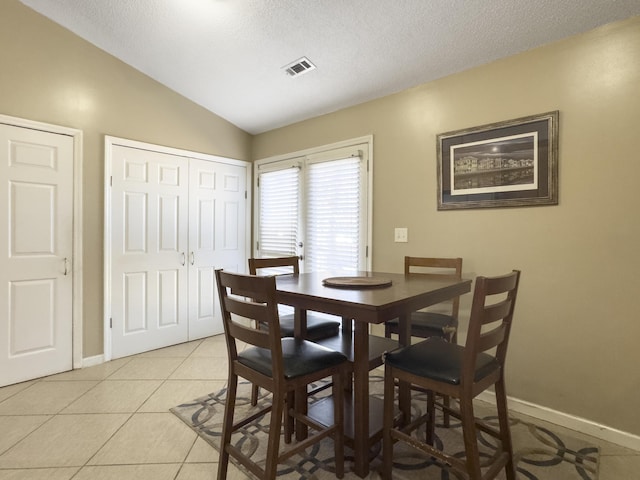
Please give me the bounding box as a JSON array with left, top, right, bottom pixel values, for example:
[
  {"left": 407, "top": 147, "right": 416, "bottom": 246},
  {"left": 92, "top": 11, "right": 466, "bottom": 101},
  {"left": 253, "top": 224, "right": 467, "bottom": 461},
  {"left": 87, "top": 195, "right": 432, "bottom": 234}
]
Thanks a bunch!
[{"left": 274, "top": 270, "right": 472, "bottom": 323}]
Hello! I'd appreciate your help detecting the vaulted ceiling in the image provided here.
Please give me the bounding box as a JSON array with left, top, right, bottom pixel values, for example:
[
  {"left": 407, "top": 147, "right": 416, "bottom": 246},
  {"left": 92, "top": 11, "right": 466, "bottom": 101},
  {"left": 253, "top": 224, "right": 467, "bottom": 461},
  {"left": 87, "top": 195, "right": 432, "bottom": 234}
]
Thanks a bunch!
[{"left": 21, "top": 0, "right": 640, "bottom": 134}]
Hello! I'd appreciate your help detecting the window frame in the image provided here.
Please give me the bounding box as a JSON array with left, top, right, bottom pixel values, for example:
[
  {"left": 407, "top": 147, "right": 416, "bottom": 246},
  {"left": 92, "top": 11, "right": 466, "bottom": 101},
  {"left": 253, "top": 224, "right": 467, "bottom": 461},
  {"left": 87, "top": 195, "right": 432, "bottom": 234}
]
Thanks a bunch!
[{"left": 254, "top": 136, "right": 373, "bottom": 272}]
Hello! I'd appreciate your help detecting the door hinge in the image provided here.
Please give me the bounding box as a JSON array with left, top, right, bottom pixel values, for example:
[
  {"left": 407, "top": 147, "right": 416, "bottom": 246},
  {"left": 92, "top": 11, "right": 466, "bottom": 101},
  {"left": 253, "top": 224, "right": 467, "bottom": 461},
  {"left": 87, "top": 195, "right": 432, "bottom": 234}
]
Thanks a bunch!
[
  {"left": 110, "top": 317, "right": 113, "bottom": 328},
  {"left": 245, "top": 190, "right": 247, "bottom": 199},
  {"left": 110, "top": 175, "right": 113, "bottom": 187}
]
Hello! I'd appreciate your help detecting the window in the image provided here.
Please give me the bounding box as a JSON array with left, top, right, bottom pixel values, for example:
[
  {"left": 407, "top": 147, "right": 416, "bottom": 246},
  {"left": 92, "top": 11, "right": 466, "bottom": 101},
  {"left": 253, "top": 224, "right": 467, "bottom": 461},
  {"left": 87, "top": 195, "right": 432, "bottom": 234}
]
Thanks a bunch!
[{"left": 255, "top": 138, "right": 372, "bottom": 273}]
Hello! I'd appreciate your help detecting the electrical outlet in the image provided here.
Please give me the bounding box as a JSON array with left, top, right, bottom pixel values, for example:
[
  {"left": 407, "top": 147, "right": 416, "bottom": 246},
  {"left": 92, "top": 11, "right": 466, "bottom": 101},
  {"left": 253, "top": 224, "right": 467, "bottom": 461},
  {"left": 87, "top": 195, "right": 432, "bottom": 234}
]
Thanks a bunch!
[{"left": 394, "top": 227, "right": 408, "bottom": 243}]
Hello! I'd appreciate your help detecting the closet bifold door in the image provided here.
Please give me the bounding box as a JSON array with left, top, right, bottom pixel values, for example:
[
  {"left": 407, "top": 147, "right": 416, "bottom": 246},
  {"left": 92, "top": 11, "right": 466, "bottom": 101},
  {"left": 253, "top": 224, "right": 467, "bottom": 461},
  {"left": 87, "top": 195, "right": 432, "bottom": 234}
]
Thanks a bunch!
[
  {"left": 110, "top": 145, "right": 190, "bottom": 359},
  {"left": 109, "top": 142, "right": 249, "bottom": 358},
  {"left": 187, "top": 158, "right": 247, "bottom": 340}
]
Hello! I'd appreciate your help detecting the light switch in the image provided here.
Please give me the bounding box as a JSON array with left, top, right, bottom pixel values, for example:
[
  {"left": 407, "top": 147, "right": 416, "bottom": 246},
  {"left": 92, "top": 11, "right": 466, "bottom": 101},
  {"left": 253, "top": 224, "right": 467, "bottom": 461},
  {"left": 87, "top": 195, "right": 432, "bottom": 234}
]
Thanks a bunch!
[{"left": 394, "top": 227, "right": 408, "bottom": 243}]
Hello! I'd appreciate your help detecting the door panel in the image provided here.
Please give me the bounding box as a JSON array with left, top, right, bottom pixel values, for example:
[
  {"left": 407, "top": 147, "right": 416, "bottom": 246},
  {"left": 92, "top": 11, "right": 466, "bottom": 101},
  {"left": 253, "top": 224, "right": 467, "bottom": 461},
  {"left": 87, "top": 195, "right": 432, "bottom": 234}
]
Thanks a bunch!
[
  {"left": 124, "top": 192, "right": 147, "bottom": 252},
  {"left": 111, "top": 146, "right": 189, "bottom": 358},
  {"left": 187, "top": 159, "right": 246, "bottom": 340},
  {"left": 0, "top": 124, "right": 73, "bottom": 386},
  {"left": 124, "top": 272, "right": 146, "bottom": 333},
  {"left": 11, "top": 182, "right": 55, "bottom": 254},
  {"left": 158, "top": 269, "right": 180, "bottom": 327},
  {"left": 223, "top": 200, "right": 240, "bottom": 249},
  {"left": 10, "top": 279, "right": 55, "bottom": 354}
]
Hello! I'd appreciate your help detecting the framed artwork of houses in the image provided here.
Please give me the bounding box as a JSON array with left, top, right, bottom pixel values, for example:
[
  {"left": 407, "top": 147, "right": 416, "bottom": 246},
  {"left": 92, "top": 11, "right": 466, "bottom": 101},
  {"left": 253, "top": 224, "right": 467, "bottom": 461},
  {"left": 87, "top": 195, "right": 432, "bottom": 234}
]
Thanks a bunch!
[{"left": 437, "top": 111, "right": 558, "bottom": 210}]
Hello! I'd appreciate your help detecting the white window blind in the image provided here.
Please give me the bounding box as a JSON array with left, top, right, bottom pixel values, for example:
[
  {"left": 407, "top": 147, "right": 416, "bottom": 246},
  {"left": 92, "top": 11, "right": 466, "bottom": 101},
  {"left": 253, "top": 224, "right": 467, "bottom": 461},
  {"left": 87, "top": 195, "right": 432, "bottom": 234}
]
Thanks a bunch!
[
  {"left": 306, "top": 156, "right": 361, "bottom": 273},
  {"left": 258, "top": 166, "right": 299, "bottom": 258}
]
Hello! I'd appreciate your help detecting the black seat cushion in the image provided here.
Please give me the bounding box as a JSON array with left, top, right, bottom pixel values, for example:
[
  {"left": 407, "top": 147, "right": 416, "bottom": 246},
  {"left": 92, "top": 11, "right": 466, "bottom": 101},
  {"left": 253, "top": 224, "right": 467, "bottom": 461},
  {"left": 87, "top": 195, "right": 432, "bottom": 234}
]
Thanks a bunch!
[
  {"left": 386, "top": 311, "right": 456, "bottom": 336},
  {"left": 384, "top": 337, "right": 499, "bottom": 385},
  {"left": 260, "top": 313, "right": 341, "bottom": 341},
  {"left": 238, "top": 338, "right": 348, "bottom": 380}
]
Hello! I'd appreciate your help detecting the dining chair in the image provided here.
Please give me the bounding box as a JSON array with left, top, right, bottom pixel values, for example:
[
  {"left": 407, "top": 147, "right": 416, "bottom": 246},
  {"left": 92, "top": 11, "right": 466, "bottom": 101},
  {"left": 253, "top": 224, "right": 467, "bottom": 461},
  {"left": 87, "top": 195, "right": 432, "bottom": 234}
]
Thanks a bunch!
[
  {"left": 384, "top": 256, "right": 463, "bottom": 426},
  {"left": 381, "top": 270, "right": 521, "bottom": 480},
  {"left": 248, "top": 256, "right": 341, "bottom": 405},
  {"left": 215, "top": 269, "right": 348, "bottom": 480},
  {"left": 248, "top": 256, "right": 341, "bottom": 341},
  {"left": 384, "top": 256, "right": 463, "bottom": 343}
]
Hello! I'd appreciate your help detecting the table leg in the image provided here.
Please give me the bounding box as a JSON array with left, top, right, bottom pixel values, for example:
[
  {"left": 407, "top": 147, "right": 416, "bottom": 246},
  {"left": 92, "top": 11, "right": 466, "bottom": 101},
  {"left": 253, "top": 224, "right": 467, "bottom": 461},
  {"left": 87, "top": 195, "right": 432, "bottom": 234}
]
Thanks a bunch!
[
  {"left": 342, "top": 317, "right": 353, "bottom": 394},
  {"left": 293, "top": 308, "right": 308, "bottom": 338},
  {"left": 352, "top": 320, "right": 370, "bottom": 478},
  {"left": 397, "top": 313, "right": 411, "bottom": 424}
]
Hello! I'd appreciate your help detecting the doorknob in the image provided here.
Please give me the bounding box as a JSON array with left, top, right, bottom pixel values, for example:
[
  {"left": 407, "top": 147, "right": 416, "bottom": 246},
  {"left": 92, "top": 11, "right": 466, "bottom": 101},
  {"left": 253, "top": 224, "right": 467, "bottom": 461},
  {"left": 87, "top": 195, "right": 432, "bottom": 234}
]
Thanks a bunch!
[
  {"left": 63, "top": 257, "right": 69, "bottom": 276},
  {"left": 190, "top": 252, "right": 195, "bottom": 265},
  {"left": 181, "top": 252, "right": 186, "bottom": 266}
]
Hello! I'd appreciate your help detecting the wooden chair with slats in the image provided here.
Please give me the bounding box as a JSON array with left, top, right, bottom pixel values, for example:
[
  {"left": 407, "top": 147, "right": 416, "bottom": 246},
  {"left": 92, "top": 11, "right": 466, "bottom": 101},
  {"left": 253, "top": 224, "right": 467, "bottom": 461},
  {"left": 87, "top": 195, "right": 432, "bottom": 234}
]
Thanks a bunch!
[
  {"left": 215, "top": 269, "right": 348, "bottom": 480},
  {"left": 248, "top": 256, "right": 341, "bottom": 405},
  {"left": 384, "top": 256, "right": 463, "bottom": 343},
  {"left": 248, "top": 256, "right": 341, "bottom": 340},
  {"left": 382, "top": 270, "right": 521, "bottom": 480},
  {"left": 384, "top": 256, "right": 463, "bottom": 426}
]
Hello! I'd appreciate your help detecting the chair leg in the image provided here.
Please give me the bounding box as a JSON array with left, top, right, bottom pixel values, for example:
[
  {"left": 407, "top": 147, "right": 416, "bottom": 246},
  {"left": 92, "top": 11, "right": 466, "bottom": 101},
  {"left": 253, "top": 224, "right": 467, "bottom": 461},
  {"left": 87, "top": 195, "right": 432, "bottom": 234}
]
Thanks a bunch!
[
  {"left": 381, "top": 365, "right": 396, "bottom": 480},
  {"left": 442, "top": 394, "right": 451, "bottom": 427},
  {"left": 495, "top": 377, "right": 517, "bottom": 480},
  {"left": 217, "top": 374, "right": 238, "bottom": 480},
  {"left": 332, "top": 373, "right": 345, "bottom": 479},
  {"left": 264, "top": 390, "right": 285, "bottom": 480},
  {"left": 284, "top": 390, "right": 294, "bottom": 444},
  {"left": 442, "top": 329, "right": 455, "bottom": 428},
  {"left": 426, "top": 390, "right": 436, "bottom": 445},
  {"left": 459, "top": 397, "right": 482, "bottom": 480},
  {"left": 251, "top": 383, "right": 259, "bottom": 406}
]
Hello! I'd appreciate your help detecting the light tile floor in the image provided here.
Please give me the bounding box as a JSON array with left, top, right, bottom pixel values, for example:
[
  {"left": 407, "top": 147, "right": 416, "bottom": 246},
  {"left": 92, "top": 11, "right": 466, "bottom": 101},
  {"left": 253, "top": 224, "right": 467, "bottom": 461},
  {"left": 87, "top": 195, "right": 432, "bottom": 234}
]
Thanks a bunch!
[{"left": 0, "top": 334, "right": 637, "bottom": 479}]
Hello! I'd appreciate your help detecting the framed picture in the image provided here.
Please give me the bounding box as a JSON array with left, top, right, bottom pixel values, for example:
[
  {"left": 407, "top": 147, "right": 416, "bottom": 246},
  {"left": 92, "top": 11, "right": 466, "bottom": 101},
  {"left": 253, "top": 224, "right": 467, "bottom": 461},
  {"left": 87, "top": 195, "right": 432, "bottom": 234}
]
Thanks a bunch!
[{"left": 437, "top": 111, "right": 558, "bottom": 210}]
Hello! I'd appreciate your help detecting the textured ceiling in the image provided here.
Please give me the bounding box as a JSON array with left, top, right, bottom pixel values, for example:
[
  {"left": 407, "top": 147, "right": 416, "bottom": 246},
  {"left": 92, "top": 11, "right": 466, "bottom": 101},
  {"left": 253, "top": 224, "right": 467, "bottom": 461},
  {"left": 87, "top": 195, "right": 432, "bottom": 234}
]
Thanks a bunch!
[{"left": 20, "top": 0, "right": 640, "bottom": 134}]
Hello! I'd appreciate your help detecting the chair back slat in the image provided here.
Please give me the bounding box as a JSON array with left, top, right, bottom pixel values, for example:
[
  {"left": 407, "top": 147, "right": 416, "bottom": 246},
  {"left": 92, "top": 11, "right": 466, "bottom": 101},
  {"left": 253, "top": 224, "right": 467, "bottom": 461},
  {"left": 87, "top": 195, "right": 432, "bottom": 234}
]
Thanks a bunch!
[
  {"left": 405, "top": 256, "right": 461, "bottom": 271},
  {"left": 476, "top": 324, "right": 507, "bottom": 353},
  {"left": 481, "top": 298, "right": 513, "bottom": 325},
  {"left": 462, "top": 270, "right": 520, "bottom": 385},
  {"left": 483, "top": 271, "right": 519, "bottom": 296},
  {"left": 227, "top": 318, "right": 271, "bottom": 350},
  {"left": 224, "top": 295, "right": 271, "bottom": 323},
  {"left": 249, "top": 256, "right": 300, "bottom": 276}
]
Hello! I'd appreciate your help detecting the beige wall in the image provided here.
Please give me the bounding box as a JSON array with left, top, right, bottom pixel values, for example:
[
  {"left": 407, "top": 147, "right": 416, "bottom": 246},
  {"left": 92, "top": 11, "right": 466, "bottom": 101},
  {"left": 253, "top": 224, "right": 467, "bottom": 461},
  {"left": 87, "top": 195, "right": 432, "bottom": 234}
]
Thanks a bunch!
[
  {"left": 3, "top": 0, "right": 639, "bottom": 439},
  {"left": 253, "top": 17, "right": 640, "bottom": 436},
  {"left": 0, "top": 1, "right": 252, "bottom": 356}
]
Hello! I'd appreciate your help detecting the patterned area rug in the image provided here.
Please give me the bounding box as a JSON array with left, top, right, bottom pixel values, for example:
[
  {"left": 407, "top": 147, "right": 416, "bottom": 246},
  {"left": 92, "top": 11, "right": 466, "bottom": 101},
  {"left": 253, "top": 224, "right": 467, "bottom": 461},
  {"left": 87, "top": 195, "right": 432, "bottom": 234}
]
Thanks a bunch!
[{"left": 171, "top": 375, "right": 599, "bottom": 479}]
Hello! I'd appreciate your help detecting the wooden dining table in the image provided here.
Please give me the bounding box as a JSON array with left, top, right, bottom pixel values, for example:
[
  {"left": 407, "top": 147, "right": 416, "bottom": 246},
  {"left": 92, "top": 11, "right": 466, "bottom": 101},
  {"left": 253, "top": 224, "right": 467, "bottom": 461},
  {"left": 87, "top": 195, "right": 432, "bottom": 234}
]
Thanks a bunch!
[{"left": 275, "top": 271, "right": 472, "bottom": 478}]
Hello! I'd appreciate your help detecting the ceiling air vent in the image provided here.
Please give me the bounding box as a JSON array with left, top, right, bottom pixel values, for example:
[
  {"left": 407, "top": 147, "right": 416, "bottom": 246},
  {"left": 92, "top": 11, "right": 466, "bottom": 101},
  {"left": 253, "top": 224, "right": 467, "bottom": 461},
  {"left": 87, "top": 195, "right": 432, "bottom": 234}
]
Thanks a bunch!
[{"left": 282, "top": 57, "right": 316, "bottom": 77}]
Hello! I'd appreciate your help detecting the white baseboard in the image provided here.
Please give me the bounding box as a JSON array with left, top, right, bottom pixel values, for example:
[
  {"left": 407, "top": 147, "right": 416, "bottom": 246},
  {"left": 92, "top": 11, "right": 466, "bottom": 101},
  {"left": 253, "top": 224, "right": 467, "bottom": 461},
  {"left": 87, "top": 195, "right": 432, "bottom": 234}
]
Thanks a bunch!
[
  {"left": 81, "top": 354, "right": 104, "bottom": 368},
  {"left": 477, "top": 391, "right": 640, "bottom": 452}
]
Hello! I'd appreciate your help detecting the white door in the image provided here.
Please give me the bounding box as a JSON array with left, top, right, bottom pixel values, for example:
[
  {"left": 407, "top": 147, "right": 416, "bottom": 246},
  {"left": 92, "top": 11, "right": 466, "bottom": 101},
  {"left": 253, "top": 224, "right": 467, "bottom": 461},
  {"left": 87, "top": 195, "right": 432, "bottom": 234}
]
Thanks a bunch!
[
  {"left": 109, "top": 144, "right": 248, "bottom": 357},
  {"left": 110, "top": 145, "right": 189, "bottom": 358},
  {"left": 0, "top": 124, "right": 74, "bottom": 386},
  {"left": 188, "top": 159, "right": 246, "bottom": 339}
]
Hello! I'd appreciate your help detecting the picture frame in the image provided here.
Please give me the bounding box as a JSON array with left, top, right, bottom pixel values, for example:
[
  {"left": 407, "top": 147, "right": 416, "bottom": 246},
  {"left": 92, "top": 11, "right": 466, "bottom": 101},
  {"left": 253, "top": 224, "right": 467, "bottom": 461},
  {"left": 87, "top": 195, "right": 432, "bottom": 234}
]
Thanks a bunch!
[{"left": 437, "top": 111, "right": 558, "bottom": 210}]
